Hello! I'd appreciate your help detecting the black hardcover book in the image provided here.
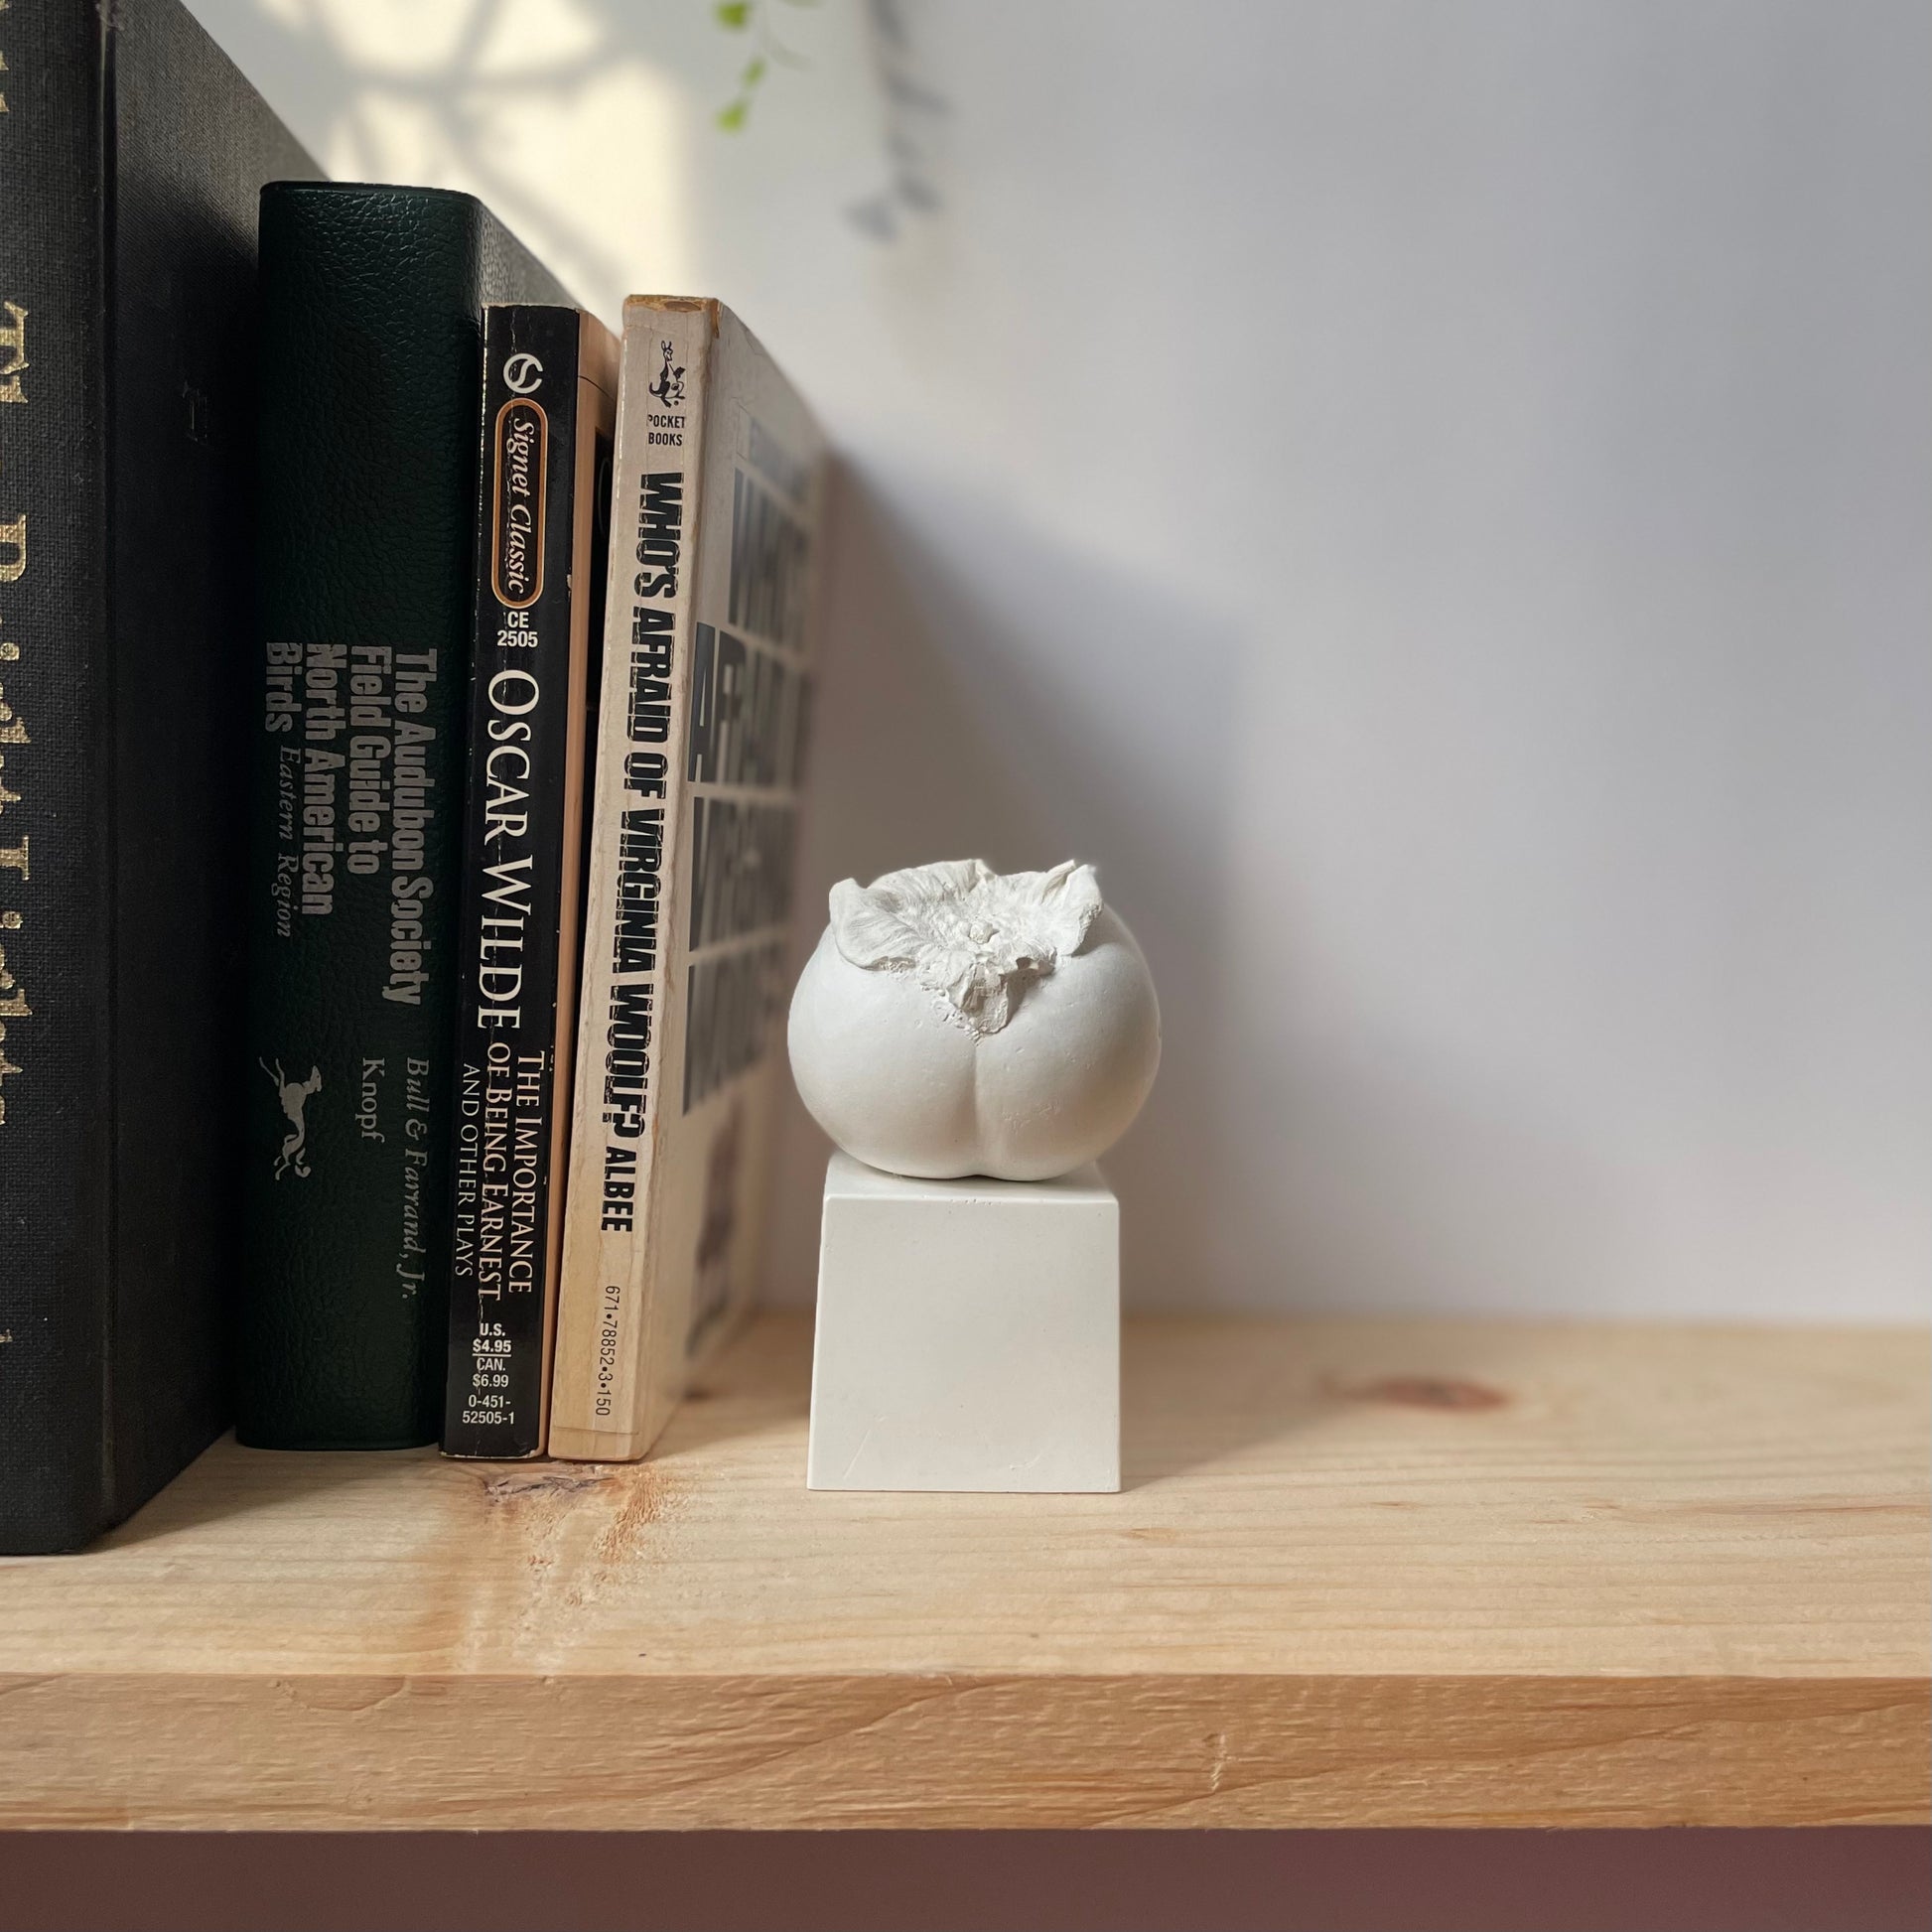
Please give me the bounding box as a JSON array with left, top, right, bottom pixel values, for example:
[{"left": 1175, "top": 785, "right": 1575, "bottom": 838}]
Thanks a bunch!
[
  {"left": 444, "top": 304, "right": 616, "bottom": 1458},
  {"left": 0, "top": 0, "right": 319, "bottom": 1552},
  {"left": 239, "top": 186, "right": 572, "bottom": 1449}
]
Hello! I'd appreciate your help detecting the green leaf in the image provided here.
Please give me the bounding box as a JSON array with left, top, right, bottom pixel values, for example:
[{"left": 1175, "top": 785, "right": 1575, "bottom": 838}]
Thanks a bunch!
[
  {"left": 714, "top": 2, "right": 751, "bottom": 28},
  {"left": 742, "top": 56, "right": 766, "bottom": 86},
  {"left": 716, "top": 96, "right": 750, "bottom": 130}
]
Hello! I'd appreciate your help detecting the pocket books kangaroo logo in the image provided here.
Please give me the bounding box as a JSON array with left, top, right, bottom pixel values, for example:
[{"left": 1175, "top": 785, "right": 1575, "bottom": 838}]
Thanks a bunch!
[
  {"left": 648, "top": 339, "right": 686, "bottom": 406},
  {"left": 260, "top": 1057, "right": 322, "bottom": 1179}
]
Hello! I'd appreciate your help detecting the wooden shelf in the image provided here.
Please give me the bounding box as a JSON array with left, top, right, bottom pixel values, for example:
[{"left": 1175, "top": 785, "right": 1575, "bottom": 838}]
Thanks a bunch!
[{"left": 3, "top": 1313, "right": 1925, "bottom": 1830}]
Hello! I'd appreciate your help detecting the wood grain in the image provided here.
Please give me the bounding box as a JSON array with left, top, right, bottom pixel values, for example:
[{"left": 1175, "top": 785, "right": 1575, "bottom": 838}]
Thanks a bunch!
[{"left": 2, "top": 1313, "right": 1925, "bottom": 1829}]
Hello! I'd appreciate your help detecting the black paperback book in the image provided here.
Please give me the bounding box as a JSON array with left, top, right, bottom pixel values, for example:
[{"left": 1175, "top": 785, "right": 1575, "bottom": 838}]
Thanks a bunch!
[
  {"left": 443, "top": 304, "right": 616, "bottom": 1457},
  {"left": 0, "top": 0, "right": 319, "bottom": 1551}
]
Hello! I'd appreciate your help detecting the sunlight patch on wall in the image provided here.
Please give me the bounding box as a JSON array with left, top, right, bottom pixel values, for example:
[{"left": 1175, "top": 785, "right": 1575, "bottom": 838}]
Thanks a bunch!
[{"left": 207, "top": 0, "right": 693, "bottom": 324}]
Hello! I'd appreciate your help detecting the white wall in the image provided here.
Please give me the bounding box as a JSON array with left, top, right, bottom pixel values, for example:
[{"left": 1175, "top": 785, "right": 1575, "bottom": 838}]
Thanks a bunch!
[{"left": 190, "top": 0, "right": 1931, "bottom": 1320}]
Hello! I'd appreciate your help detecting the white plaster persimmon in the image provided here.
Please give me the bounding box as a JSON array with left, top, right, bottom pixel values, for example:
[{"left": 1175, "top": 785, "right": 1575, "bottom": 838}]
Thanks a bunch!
[{"left": 787, "top": 859, "right": 1160, "bottom": 1181}]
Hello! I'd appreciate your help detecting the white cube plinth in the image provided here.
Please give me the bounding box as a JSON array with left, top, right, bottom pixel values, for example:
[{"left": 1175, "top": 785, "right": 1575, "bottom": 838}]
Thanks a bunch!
[{"left": 807, "top": 1153, "right": 1120, "bottom": 1493}]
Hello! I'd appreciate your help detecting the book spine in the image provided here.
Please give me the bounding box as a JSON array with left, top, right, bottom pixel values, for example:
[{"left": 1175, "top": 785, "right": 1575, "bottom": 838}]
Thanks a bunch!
[
  {"left": 549, "top": 303, "right": 712, "bottom": 1460},
  {"left": 0, "top": 0, "right": 113, "bottom": 1553},
  {"left": 239, "top": 190, "right": 485, "bottom": 1449},
  {"left": 443, "top": 307, "right": 584, "bottom": 1458}
]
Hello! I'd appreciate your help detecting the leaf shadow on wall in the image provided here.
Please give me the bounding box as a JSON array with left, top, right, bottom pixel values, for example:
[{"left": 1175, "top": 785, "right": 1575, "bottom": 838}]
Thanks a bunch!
[
  {"left": 197, "top": 0, "right": 924, "bottom": 311},
  {"left": 764, "top": 459, "right": 1249, "bottom": 1322}
]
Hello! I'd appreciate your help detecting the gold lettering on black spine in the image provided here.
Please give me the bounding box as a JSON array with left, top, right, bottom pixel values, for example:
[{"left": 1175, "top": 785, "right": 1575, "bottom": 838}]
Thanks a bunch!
[{"left": 0, "top": 279, "right": 29, "bottom": 1116}]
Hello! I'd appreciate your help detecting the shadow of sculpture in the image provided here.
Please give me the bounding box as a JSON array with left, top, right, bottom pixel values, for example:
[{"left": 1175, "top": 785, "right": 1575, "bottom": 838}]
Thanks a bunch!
[{"left": 763, "top": 456, "right": 1251, "bottom": 1315}]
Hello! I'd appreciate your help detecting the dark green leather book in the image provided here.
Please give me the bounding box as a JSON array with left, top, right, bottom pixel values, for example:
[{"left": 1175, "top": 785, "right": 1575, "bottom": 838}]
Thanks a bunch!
[{"left": 240, "top": 185, "right": 571, "bottom": 1449}]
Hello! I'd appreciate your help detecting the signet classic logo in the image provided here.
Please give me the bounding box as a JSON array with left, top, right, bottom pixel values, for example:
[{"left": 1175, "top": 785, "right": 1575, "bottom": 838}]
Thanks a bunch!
[{"left": 502, "top": 351, "right": 544, "bottom": 396}]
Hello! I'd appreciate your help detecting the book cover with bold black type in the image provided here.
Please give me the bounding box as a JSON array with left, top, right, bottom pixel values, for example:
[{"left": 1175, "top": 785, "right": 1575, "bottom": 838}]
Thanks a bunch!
[
  {"left": 443, "top": 304, "right": 616, "bottom": 1458},
  {"left": 0, "top": 0, "right": 319, "bottom": 1551},
  {"left": 549, "top": 299, "right": 826, "bottom": 1462},
  {"left": 239, "top": 185, "right": 570, "bottom": 1449}
]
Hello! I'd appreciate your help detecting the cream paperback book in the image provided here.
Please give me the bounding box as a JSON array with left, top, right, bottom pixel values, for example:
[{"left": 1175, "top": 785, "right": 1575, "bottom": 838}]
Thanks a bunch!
[{"left": 549, "top": 298, "right": 825, "bottom": 1459}]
